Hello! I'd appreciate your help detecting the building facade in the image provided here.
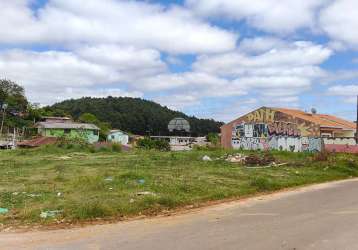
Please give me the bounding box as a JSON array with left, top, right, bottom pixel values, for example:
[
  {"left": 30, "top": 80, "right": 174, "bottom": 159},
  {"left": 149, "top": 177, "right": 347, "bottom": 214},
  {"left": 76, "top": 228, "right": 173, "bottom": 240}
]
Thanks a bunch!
[
  {"left": 107, "top": 130, "right": 129, "bottom": 145},
  {"left": 34, "top": 117, "right": 100, "bottom": 144},
  {"left": 221, "top": 107, "right": 357, "bottom": 152}
]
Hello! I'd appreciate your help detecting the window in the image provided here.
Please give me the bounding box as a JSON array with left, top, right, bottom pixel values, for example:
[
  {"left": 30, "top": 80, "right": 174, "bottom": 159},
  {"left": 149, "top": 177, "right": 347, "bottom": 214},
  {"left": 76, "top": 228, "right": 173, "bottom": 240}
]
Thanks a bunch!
[{"left": 111, "top": 135, "right": 115, "bottom": 139}]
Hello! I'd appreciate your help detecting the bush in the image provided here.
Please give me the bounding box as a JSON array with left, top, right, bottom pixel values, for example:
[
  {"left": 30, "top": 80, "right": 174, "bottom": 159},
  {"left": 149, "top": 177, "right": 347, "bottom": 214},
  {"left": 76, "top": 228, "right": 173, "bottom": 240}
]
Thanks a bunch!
[
  {"left": 313, "top": 151, "right": 330, "bottom": 162},
  {"left": 56, "top": 135, "right": 89, "bottom": 149},
  {"left": 137, "top": 137, "right": 170, "bottom": 151},
  {"left": 111, "top": 143, "right": 122, "bottom": 153}
]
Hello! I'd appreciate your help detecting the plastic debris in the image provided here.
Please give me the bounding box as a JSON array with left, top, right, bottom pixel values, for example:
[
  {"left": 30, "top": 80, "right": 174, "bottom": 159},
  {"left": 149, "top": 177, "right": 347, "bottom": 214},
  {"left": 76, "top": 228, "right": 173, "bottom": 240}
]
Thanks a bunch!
[
  {"left": 12, "top": 192, "right": 19, "bottom": 196},
  {"left": 104, "top": 177, "right": 114, "bottom": 182},
  {"left": 27, "top": 194, "right": 41, "bottom": 197},
  {"left": 57, "top": 156, "right": 71, "bottom": 160},
  {"left": 202, "top": 155, "right": 212, "bottom": 161},
  {"left": 136, "top": 191, "right": 156, "bottom": 196},
  {"left": 138, "top": 179, "right": 145, "bottom": 185},
  {"left": 0, "top": 208, "right": 9, "bottom": 214},
  {"left": 57, "top": 192, "right": 62, "bottom": 197},
  {"left": 40, "top": 210, "right": 61, "bottom": 219},
  {"left": 129, "top": 198, "right": 135, "bottom": 203},
  {"left": 109, "top": 187, "right": 113, "bottom": 190},
  {"left": 226, "top": 154, "right": 246, "bottom": 163}
]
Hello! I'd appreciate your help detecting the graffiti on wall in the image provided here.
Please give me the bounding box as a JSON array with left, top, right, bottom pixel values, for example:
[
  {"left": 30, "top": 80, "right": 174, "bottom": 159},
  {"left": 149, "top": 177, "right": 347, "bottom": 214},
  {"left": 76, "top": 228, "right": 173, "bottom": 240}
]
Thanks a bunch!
[
  {"left": 268, "top": 122, "right": 301, "bottom": 137},
  {"left": 232, "top": 135, "right": 322, "bottom": 152},
  {"left": 230, "top": 107, "right": 324, "bottom": 152},
  {"left": 232, "top": 138, "right": 263, "bottom": 151},
  {"left": 247, "top": 108, "right": 276, "bottom": 123}
]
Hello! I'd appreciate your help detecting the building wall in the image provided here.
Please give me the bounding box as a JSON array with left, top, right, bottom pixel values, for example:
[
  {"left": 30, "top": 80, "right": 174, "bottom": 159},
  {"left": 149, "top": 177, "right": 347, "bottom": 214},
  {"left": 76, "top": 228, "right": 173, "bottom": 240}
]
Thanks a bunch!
[
  {"left": 323, "top": 137, "right": 356, "bottom": 145},
  {"left": 325, "top": 144, "right": 358, "bottom": 153},
  {"left": 107, "top": 132, "right": 129, "bottom": 145},
  {"left": 40, "top": 128, "right": 99, "bottom": 143},
  {"left": 221, "top": 107, "right": 321, "bottom": 152}
]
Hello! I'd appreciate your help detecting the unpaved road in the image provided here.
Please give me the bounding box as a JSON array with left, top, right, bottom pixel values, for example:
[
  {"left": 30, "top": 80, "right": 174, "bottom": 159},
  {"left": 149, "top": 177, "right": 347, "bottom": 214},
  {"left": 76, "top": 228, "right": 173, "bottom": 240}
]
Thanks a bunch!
[{"left": 2, "top": 178, "right": 358, "bottom": 250}]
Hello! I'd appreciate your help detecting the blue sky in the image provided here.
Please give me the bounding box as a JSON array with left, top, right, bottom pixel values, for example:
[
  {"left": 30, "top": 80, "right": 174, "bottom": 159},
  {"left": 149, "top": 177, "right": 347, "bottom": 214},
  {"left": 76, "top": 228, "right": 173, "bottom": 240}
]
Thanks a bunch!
[{"left": 1, "top": 0, "right": 358, "bottom": 122}]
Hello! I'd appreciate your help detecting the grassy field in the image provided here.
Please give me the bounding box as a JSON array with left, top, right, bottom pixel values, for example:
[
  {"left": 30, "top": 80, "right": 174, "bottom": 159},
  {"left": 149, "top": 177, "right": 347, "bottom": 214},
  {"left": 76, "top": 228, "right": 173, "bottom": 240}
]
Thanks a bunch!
[{"left": 0, "top": 145, "right": 357, "bottom": 228}]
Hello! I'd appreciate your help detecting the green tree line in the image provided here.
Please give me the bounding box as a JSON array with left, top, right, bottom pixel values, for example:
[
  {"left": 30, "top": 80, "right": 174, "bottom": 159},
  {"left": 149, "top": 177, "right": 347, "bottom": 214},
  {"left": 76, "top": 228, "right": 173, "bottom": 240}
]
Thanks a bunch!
[{"left": 0, "top": 80, "right": 223, "bottom": 137}]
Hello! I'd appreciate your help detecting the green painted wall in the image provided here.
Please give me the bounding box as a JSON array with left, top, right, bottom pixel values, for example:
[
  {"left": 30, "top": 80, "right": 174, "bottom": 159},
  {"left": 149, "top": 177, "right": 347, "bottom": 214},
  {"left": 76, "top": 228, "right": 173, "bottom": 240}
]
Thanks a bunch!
[{"left": 39, "top": 128, "right": 99, "bottom": 143}]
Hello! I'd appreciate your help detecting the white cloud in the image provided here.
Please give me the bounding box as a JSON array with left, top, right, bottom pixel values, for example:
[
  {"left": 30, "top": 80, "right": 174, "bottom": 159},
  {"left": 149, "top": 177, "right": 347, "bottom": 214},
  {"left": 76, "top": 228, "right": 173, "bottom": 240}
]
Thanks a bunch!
[
  {"left": 140, "top": 40, "right": 332, "bottom": 111},
  {"left": 0, "top": 49, "right": 115, "bottom": 88},
  {"left": 75, "top": 44, "right": 167, "bottom": 78},
  {"left": 238, "top": 37, "right": 287, "bottom": 53},
  {"left": 195, "top": 41, "right": 332, "bottom": 77},
  {"left": 138, "top": 72, "right": 230, "bottom": 91},
  {"left": 327, "top": 84, "right": 358, "bottom": 103},
  {"left": 154, "top": 94, "right": 200, "bottom": 111},
  {"left": 192, "top": 40, "right": 331, "bottom": 98},
  {"left": 28, "top": 87, "right": 143, "bottom": 106},
  {"left": 0, "top": 47, "right": 163, "bottom": 104},
  {"left": 186, "top": 0, "right": 328, "bottom": 33},
  {"left": 320, "top": 0, "right": 358, "bottom": 49},
  {"left": 0, "top": 0, "right": 237, "bottom": 54}
]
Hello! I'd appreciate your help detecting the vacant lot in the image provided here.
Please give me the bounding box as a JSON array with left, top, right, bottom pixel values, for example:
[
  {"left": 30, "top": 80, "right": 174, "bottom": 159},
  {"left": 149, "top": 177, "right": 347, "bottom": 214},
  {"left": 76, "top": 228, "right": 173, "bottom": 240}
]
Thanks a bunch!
[{"left": 0, "top": 146, "right": 357, "bottom": 228}]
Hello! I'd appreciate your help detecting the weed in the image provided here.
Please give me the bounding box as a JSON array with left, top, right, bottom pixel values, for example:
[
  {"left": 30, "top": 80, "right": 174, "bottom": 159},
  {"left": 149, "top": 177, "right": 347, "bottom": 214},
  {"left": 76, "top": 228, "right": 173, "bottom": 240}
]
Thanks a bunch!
[{"left": 0, "top": 147, "right": 357, "bottom": 227}]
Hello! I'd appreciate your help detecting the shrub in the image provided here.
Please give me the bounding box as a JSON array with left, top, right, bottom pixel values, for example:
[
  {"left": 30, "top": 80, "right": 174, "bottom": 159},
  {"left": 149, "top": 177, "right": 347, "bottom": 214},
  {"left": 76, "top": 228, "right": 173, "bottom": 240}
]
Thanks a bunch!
[
  {"left": 56, "top": 135, "right": 89, "bottom": 149},
  {"left": 137, "top": 137, "right": 170, "bottom": 151},
  {"left": 111, "top": 143, "right": 122, "bottom": 153},
  {"left": 207, "top": 133, "right": 220, "bottom": 146},
  {"left": 313, "top": 151, "right": 330, "bottom": 162}
]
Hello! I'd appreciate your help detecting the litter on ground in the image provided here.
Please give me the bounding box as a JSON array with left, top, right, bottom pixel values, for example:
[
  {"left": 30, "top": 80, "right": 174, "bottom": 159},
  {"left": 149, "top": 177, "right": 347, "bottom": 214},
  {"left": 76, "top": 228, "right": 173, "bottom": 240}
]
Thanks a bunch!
[
  {"left": 0, "top": 208, "right": 9, "bottom": 214},
  {"left": 226, "top": 154, "right": 246, "bottom": 163},
  {"left": 202, "top": 155, "right": 212, "bottom": 161},
  {"left": 104, "top": 177, "right": 114, "bottom": 182},
  {"left": 136, "top": 191, "right": 156, "bottom": 196},
  {"left": 27, "top": 194, "right": 41, "bottom": 197},
  {"left": 56, "top": 156, "right": 72, "bottom": 160},
  {"left": 40, "top": 210, "right": 62, "bottom": 219}
]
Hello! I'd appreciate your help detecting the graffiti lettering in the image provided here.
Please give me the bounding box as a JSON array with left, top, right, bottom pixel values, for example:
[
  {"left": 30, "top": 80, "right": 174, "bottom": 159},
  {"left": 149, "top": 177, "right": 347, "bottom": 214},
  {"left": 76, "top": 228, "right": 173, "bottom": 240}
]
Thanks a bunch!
[
  {"left": 247, "top": 108, "right": 276, "bottom": 123},
  {"left": 232, "top": 138, "right": 263, "bottom": 150},
  {"left": 268, "top": 122, "right": 300, "bottom": 137},
  {"left": 232, "top": 135, "right": 322, "bottom": 153}
]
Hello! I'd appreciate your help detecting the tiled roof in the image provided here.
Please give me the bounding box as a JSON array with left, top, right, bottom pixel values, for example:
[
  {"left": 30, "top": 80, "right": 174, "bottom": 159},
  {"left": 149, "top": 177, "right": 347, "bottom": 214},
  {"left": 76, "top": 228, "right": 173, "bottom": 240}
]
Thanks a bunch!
[
  {"left": 34, "top": 122, "right": 99, "bottom": 130},
  {"left": 273, "top": 107, "right": 356, "bottom": 130}
]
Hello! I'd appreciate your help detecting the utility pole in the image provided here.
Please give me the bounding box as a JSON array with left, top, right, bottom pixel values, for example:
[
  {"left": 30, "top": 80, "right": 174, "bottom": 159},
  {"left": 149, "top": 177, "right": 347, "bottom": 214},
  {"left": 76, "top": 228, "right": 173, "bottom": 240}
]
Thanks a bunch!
[
  {"left": 0, "top": 103, "right": 7, "bottom": 136},
  {"left": 356, "top": 95, "right": 358, "bottom": 144}
]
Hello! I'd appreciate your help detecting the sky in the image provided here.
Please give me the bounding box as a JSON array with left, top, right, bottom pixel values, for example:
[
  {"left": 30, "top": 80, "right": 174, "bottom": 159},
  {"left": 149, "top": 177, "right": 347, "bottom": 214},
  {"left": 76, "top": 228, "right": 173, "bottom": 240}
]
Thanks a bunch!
[{"left": 1, "top": 0, "right": 358, "bottom": 122}]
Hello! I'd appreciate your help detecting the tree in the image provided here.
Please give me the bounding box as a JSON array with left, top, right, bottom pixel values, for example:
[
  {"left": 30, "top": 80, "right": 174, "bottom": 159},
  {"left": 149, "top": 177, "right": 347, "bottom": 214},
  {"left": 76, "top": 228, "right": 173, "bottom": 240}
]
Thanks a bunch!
[
  {"left": 79, "top": 112, "right": 111, "bottom": 140},
  {"left": 207, "top": 132, "right": 220, "bottom": 146},
  {"left": 0, "top": 79, "right": 29, "bottom": 133},
  {"left": 0, "top": 79, "right": 28, "bottom": 112},
  {"left": 49, "top": 97, "right": 224, "bottom": 136}
]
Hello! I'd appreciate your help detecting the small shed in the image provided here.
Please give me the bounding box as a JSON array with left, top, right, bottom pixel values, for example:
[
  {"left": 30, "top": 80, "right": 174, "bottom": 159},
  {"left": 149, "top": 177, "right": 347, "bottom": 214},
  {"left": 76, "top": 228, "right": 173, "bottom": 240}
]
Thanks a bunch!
[{"left": 107, "top": 130, "right": 129, "bottom": 145}]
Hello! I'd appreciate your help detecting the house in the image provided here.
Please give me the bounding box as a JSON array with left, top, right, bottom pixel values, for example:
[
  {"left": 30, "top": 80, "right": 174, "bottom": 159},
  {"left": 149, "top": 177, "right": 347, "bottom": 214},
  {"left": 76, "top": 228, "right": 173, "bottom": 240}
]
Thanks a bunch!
[
  {"left": 107, "top": 130, "right": 129, "bottom": 145},
  {"left": 221, "top": 107, "right": 357, "bottom": 152},
  {"left": 34, "top": 117, "right": 100, "bottom": 144}
]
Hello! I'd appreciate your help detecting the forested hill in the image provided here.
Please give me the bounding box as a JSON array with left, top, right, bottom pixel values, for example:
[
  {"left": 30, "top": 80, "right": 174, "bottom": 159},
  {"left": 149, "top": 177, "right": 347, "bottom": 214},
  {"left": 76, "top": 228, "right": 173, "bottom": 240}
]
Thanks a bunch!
[{"left": 50, "top": 97, "right": 223, "bottom": 136}]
